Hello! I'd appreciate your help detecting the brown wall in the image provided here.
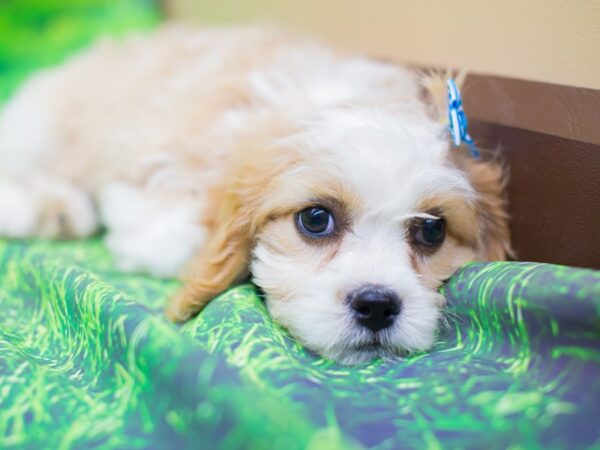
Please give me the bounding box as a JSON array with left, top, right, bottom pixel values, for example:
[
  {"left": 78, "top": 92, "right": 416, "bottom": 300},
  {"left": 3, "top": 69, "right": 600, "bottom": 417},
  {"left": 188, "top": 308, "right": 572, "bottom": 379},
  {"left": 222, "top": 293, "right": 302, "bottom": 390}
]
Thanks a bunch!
[
  {"left": 464, "top": 76, "right": 600, "bottom": 269},
  {"left": 471, "top": 121, "right": 600, "bottom": 269}
]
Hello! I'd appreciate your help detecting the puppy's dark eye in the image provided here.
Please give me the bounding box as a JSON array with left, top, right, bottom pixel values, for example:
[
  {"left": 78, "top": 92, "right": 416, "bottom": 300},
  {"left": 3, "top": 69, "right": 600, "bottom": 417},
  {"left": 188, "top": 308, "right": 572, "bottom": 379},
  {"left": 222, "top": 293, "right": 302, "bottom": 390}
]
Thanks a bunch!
[
  {"left": 413, "top": 218, "right": 445, "bottom": 246},
  {"left": 296, "top": 207, "right": 335, "bottom": 237}
]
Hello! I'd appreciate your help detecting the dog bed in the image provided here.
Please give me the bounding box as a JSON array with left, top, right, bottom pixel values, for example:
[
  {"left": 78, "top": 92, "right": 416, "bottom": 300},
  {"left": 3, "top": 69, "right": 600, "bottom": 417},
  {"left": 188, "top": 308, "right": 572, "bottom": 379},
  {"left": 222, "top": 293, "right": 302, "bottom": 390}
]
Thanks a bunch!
[{"left": 0, "top": 238, "right": 599, "bottom": 449}]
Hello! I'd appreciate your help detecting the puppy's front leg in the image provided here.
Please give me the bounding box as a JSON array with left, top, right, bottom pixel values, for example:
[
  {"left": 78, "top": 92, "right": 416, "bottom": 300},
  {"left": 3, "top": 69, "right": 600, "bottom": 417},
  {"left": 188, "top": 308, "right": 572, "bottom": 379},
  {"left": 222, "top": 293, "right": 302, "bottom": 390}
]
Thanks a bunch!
[
  {"left": 0, "top": 174, "right": 98, "bottom": 239},
  {"left": 99, "top": 183, "right": 206, "bottom": 278}
]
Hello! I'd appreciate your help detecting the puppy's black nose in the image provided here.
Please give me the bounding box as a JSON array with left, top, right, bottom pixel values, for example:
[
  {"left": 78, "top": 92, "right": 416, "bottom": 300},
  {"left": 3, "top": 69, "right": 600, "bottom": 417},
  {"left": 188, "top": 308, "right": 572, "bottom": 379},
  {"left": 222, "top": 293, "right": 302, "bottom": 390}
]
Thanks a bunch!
[{"left": 348, "top": 286, "right": 402, "bottom": 333}]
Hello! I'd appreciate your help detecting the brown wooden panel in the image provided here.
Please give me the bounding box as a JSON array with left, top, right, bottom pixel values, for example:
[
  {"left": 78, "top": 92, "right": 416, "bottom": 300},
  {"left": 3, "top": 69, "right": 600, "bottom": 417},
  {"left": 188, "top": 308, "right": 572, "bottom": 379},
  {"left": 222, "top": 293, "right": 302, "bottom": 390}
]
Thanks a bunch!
[
  {"left": 471, "top": 121, "right": 600, "bottom": 269},
  {"left": 463, "top": 75, "right": 600, "bottom": 146}
]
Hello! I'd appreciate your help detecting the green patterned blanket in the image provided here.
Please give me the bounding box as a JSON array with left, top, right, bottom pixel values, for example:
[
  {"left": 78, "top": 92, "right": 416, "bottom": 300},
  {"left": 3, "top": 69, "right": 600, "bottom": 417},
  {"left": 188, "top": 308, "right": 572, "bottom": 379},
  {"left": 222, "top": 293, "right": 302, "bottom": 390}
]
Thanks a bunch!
[{"left": 1, "top": 238, "right": 599, "bottom": 449}]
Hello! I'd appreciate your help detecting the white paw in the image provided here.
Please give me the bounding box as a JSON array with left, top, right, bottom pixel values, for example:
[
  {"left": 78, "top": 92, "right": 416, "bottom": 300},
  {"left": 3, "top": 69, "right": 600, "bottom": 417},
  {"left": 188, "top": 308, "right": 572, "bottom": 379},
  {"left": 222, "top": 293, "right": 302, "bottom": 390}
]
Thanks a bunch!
[
  {"left": 100, "top": 183, "right": 206, "bottom": 278},
  {"left": 0, "top": 176, "right": 98, "bottom": 239},
  {"left": 36, "top": 179, "right": 99, "bottom": 238},
  {"left": 0, "top": 179, "right": 39, "bottom": 237}
]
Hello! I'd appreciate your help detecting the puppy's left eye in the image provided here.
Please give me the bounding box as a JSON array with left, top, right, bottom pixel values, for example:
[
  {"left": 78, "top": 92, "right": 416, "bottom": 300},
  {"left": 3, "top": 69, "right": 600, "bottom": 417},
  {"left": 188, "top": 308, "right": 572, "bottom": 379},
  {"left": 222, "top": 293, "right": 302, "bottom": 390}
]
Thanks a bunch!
[
  {"left": 413, "top": 218, "right": 445, "bottom": 246},
  {"left": 296, "top": 206, "right": 335, "bottom": 237}
]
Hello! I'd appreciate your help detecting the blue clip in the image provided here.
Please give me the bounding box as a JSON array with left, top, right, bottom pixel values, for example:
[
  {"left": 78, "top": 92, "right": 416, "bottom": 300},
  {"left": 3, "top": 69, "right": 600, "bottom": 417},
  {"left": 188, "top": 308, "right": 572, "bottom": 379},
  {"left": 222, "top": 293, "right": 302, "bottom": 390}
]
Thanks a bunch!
[{"left": 447, "top": 78, "right": 480, "bottom": 158}]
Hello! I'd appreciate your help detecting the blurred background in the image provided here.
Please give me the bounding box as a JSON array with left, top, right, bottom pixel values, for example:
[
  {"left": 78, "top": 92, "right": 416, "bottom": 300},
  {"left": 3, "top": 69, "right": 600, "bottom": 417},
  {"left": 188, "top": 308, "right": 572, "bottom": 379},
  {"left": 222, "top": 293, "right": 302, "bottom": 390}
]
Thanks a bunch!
[
  {"left": 3, "top": 0, "right": 599, "bottom": 100},
  {"left": 167, "top": 0, "right": 600, "bottom": 91},
  {"left": 0, "top": 0, "right": 159, "bottom": 101},
  {"left": 1, "top": 0, "right": 599, "bottom": 268}
]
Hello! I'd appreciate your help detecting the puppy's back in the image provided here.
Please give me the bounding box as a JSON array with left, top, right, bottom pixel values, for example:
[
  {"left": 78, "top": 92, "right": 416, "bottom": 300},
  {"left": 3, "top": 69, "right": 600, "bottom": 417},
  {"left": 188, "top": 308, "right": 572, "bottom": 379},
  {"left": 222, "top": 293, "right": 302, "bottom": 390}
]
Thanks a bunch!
[{"left": 0, "top": 25, "right": 291, "bottom": 188}]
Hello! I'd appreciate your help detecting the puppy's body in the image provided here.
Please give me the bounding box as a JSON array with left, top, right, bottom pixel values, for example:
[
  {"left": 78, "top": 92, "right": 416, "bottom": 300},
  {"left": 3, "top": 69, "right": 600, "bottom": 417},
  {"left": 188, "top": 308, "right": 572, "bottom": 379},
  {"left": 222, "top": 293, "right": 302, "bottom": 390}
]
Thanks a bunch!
[{"left": 0, "top": 25, "right": 510, "bottom": 364}]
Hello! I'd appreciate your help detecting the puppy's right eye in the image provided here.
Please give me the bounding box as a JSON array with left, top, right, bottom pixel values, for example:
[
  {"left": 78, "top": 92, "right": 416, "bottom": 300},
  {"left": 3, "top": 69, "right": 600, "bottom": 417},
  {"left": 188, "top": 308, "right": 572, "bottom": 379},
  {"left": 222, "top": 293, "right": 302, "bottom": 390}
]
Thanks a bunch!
[{"left": 296, "top": 207, "right": 335, "bottom": 237}]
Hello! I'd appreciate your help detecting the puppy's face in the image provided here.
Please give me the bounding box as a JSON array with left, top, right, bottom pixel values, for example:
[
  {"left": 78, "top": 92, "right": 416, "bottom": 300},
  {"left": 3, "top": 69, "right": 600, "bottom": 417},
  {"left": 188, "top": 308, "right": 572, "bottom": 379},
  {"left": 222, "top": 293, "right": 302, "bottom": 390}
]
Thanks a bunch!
[
  {"left": 170, "top": 107, "right": 510, "bottom": 365},
  {"left": 249, "top": 109, "right": 491, "bottom": 364}
]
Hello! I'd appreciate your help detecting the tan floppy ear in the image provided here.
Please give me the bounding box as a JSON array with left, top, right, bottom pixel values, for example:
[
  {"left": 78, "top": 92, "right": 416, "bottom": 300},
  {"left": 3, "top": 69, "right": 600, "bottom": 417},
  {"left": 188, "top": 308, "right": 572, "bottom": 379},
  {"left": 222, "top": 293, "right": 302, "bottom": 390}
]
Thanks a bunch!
[
  {"left": 420, "top": 69, "right": 512, "bottom": 261},
  {"left": 165, "top": 118, "right": 298, "bottom": 322},
  {"left": 165, "top": 187, "right": 253, "bottom": 322},
  {"left": 420, "top": 69, "right": 467, "bottom": 124},
  {"left": 453, "top": 151, "right": 513, "bottom": 261}
]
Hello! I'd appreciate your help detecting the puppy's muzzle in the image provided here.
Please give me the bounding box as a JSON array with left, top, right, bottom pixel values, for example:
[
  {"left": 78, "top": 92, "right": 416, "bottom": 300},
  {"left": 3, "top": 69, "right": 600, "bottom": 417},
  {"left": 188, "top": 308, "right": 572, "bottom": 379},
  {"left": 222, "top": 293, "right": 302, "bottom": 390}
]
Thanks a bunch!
[{"left": 348, "top": 285, "right": 401, "bottom": 332}]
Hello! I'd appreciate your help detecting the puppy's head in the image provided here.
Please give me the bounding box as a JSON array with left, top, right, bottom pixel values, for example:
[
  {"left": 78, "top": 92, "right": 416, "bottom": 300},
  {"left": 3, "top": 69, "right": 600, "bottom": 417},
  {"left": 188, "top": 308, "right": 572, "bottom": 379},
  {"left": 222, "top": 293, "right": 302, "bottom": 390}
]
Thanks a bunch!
[{"left": 171, "top": 102, "right": 510, "bottom": 365}]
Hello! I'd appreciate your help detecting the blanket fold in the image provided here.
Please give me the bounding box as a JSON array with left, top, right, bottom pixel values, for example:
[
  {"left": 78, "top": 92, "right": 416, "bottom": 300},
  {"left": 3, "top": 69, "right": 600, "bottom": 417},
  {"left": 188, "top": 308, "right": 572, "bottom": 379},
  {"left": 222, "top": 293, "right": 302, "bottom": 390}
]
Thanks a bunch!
[{"left": 0, "top": 239, "right": 598, "bottom": 449}]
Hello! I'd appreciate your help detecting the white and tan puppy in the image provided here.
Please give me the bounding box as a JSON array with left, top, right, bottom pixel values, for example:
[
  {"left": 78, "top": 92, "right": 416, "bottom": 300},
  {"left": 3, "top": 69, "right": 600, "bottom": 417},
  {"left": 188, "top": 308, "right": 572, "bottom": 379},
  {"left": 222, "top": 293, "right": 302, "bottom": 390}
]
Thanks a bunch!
[{"left": 0, "top": 26, "right": 510, "bottom": 364}]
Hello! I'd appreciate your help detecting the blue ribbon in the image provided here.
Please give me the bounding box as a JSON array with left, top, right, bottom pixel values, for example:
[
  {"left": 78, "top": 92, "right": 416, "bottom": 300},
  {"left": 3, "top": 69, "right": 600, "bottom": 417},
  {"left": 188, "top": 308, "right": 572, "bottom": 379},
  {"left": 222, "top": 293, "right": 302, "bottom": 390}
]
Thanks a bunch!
[{"left": 447, "top": 78, "right": 480, "bottom": 158}]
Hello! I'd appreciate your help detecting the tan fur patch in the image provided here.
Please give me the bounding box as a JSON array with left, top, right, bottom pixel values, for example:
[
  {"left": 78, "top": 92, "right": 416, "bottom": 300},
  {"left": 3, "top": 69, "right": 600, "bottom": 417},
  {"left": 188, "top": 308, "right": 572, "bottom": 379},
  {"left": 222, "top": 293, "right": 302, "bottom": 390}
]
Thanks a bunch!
[
  {"left": 412, "top": 235, "right": 476, "bottom": 289},
  {"left": 451, "top": 151, "right": 513, "bottom": 261},
  {"left": 166, "top": 117, "right": 302, "bottom": 321},
  {"left": 415, "top": 194, "right": 479, "bottom": 248}
]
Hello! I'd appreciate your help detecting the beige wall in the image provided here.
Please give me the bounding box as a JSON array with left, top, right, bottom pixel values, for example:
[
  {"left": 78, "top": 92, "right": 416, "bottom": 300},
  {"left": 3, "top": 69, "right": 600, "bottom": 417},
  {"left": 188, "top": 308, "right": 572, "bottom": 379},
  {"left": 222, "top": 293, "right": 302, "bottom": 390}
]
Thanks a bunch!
[{"left": 167, "top": 0, "right": 600, "bottom": 90}]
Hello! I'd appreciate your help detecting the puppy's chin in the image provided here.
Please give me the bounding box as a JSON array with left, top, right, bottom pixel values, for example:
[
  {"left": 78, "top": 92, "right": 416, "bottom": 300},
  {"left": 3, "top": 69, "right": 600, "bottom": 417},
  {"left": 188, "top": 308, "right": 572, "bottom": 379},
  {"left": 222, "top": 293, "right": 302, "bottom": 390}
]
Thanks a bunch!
[
  {"left": 324, "top": 348, "right": 401, "bottom": 366},
  {"left": 296, "top": 329, "right": 434, "bottom": 366},
  {"left": 319, "top": 338, "right": 407, "bottom": 366},
  {"left": 263, "top": 291, "right": 441, "bottom": 366},
  {"left": 317, "top": 325, "right": 438, "bottom": 366}
]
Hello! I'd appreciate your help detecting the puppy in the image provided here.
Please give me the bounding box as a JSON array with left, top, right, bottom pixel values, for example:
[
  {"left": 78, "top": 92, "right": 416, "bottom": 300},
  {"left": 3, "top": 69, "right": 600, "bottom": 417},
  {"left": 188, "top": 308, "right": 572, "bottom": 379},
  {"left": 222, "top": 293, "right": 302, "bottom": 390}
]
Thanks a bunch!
[{"left": 0, "top": 25, "right": 510, "bottom": 364}]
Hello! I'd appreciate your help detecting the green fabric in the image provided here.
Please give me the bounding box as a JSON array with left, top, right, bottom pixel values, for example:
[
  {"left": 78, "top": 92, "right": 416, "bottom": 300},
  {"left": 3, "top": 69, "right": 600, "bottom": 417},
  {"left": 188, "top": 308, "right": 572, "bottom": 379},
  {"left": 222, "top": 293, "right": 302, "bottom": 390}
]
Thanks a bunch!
[
  {"left": 1, "top": 238, "right": 599, "bottom": 449},
  {"left": 0, "top": 239, "right": 352, "bottom": 449}
]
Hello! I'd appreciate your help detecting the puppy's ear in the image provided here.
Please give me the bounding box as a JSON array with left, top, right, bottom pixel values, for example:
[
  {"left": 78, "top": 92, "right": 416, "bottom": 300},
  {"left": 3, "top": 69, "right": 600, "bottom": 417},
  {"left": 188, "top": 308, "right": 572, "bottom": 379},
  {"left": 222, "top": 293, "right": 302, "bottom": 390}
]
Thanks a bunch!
[
  {"left": 165, "top": 119, "right": 298, "bottom": 322},
  {"left": 420, "top": 70, "right": 512, "bottom": 261},
  {"left": 165, "top": 187, "right": 252, "bottom": 322},
  {"left": 419, "top": 69, "right": 467, "bottom": 124},
  {"left": 454, "top": 152, "right": 513, "bottom": 261}
]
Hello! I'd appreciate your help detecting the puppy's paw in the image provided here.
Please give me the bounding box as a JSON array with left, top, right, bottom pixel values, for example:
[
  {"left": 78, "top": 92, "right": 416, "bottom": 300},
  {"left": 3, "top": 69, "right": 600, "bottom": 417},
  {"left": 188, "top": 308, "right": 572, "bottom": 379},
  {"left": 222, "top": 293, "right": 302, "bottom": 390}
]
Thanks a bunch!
[
  {"left": 37, "top": 181, "right": 99, "bottom": 239},
  {"left": 0, "top": 179, "right": 39, "bottom": 237},
  {"left": 100, "top": 183, "right": 206, "bottom": 278},
  {"left": 0, "top": 177, "right": 98, "bottom": 239}
]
